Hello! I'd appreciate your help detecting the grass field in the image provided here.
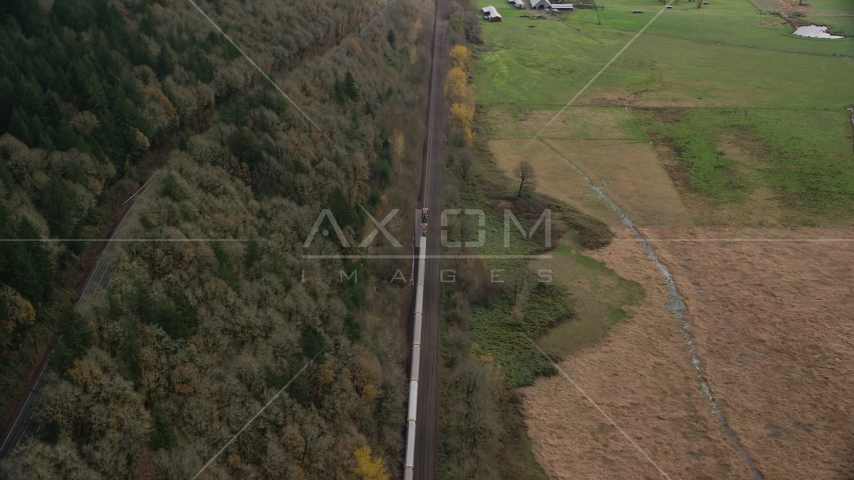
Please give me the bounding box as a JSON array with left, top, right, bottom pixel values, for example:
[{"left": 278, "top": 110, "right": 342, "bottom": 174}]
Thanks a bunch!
[
  {"left": 532, "top": 245, "right": 644, "bottom": 358},
  {"left": 475, "top": 0, "right": 854, "bottom": 225},
  {"left": 446, "top": 145, "right": 638, "bottom": 388},
  {"left": 473, "top": 0, "right": 853, "bottom": 107},
  {"left": 634, "top": 108, "right": 854, "bottom": 224},
  {"left": 467, "top": 0, "right": 854, "bottom": 475},
  {"left": 792, "top": 0, "right": 854, "bottom": 35}
]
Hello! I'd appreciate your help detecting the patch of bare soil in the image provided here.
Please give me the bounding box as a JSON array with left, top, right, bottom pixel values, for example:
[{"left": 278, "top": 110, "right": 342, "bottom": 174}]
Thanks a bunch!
[{"left": 523, "top": 226, "right": 854, "bottom": 479}]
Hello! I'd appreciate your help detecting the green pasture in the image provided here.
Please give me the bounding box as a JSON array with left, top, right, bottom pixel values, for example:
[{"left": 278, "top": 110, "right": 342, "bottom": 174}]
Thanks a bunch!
[
  {"left": 473, "top": 0, "right": 854, "bottom": 107},
  {"left": 533, "top": 245, "right": 644, "bottom": 359},
  {"left": 446, "top": 151, "right": 638, "bottom": 387},
  {"left": 633, "top": 107, "right": 854, "bottom": 223},
  {"left": 803, "top": 16, "right": 854, "bottom": 35}
]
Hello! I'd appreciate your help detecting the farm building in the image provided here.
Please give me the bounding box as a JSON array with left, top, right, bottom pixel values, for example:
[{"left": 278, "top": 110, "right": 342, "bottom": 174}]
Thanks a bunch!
[
  {"left": 513, "top": 0, "right": 525, "bottom": 8},
  {"left": 530, "top": 0, "right": 552, "bottom": 8},
  {"left": 551, "top": 3, "right": 573, "bottom": 9},
  {"left": 482, "top": 5, "right": 502, "bottom": 21}
]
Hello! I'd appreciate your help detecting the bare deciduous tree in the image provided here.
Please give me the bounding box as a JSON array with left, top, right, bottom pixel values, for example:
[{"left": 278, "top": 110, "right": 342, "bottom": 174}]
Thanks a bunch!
[{"left": 513, "top": 160, "right": 537, "bottom": 197}]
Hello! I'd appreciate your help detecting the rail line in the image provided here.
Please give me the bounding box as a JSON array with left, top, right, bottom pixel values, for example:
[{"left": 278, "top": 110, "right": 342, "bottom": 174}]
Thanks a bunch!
[{"left": 403, "top": 234, "right": 427, "bottom": 480}]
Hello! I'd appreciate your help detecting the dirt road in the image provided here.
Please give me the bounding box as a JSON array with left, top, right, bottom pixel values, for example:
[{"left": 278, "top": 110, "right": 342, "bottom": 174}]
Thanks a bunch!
[{"left": 0, "top": 179, "right": 155, "bottom": 460}]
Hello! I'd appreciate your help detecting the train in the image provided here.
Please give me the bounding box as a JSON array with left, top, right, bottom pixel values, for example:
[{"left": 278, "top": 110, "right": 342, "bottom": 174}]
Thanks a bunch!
[
  {"left": 404, "top": 208, "right": 428, "bottom": 480},
  {"left": 420, "top": 207, "right": 428, "bottom": 236}
]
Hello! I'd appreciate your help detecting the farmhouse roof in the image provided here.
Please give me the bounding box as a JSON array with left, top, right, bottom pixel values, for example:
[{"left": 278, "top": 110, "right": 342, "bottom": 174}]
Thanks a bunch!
[{"left": 530, "top": 0, "right": 552, "bottom": 8}]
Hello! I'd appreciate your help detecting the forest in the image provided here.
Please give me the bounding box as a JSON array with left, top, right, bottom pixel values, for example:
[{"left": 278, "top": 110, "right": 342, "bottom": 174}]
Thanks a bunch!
[{"left": 0, "top": 0, "right": 432, "bottom": 477}]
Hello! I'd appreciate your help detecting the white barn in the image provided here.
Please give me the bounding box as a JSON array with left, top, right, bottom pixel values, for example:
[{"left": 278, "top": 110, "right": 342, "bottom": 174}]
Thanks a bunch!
[
  {"left": 513, "top": 0, "right": 525, "bottom": 8},
  {"left": 482, "top": 5, "right": 502, "bottom": 21},
  {"left": 530, "top": 0, "right": 552, "bottom": 8},
  {"left": 551, "top": 3, "right": 573, "bottom": 9}
]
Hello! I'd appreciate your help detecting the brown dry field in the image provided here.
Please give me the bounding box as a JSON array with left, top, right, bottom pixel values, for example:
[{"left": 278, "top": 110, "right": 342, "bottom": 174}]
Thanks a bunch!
[
  {"left": 523, "top": 227, "right": 854, "bottom": 479},
  {"left": 489, "top": 111, "right": 854, "bottom": 478},
  {"left": 546, "top": 139, "right": 695, "bottom": 228},
  {"left": 522, "top": 227, "right": 750, "bottom": 480},
  {"left": 489, "top": 138, "right": 695, "bottom": 227},
  {"left": 490, "top": 138, "right": 620, "bottom": 225}
]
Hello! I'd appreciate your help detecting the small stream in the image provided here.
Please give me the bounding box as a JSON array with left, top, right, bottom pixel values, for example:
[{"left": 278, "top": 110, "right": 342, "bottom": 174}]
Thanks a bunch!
[{"left": 541, "top": 139, "right": 764, "bottom": 479}]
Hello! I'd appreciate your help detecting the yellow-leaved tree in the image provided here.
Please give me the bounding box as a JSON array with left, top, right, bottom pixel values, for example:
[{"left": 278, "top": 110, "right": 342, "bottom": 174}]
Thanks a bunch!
[
  {"left": 449, "top": 44, "right": 472, "bottom": 70},
  {"left": 352, "top": 446, "right": 389, "bottom": 480},
  {"left": 444, "top": 45, "right": 476, "bottom": 142},
  {"left": 444, "top": 67, "right": 470, "bottom": 104},
  {"left": 412, "top": 18, "right": 422, "bottom": 40},
  {"left": 449, "top": 103, "right": 475, "bottom": 140},
  {"left": 391, "top": 131, "right": 405, "bottom": 165}
]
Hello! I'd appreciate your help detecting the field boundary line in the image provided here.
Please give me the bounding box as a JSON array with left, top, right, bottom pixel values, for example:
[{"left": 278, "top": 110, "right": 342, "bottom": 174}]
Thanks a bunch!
[
  {"left": 534, "top": 0, "right": 674, "bottom": 138},
  {"left": 613, "top": 237, "right": 854, "bottom": 242},
  {"left": 582, "top": 23, "right": 848, "bottom": 58},
  {"left": 487, "top": 104, "right": 841, "bottom": 110},
  {"left": 528, "top": 339, "right": 673, "bottom": 480}
]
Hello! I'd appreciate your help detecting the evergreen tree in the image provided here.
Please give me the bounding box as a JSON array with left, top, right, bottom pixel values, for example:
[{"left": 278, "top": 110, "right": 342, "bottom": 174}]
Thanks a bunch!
[
  {"left": 343, "top": 71, "right": 358, "bottom": 101},
  {"left": 55, "top": 120, "right": 79, "bottom": 151},
  {"left": 172, "top": 293, "right": 198, "bottom": 339},
  {"left": 0, "top": 204, "right": 43, "bottom": 303},
  {"left": 155, "top": 45, "right": 174, "bottom": 79},
  {"left": 243, "top": 239, "right": 261, "bottom": 268},
  {"left": 333, "top": 79, "right": 345, "bottom": 105},
  {"left": 148, "top": 405, "right": 176, "bottom": 451},
  {"left": 329, "top": 187, "right": 355, "bottom": 228},
  {"left": 40, "top": 173, "right": 74, "bottom": 237},
  {"left": 132, "top": 282, "right": 156, "bottom": 323},
  {"left": 119, "top": 321, "right": 142, "bottom": 384},
  {"left": 211, "top": 242, "right": 240, "bottom": 293},
  {"left": 159, "top": 173, "right": 185, "bottom": 202},
  {"left": 300, "top": 323, "right": 326, "bottom": 363},
  {"left": 17, "top": 217, "right": 53, "bottom": 296},
  {"left": 228, "top": 127, "right": 263, "bottom": 167},
  {"left": 8, "top": 107, "right": 32, "bottom": 145},
  {"left": 51, "top": 307, "right": 94, "bottom": 373}
]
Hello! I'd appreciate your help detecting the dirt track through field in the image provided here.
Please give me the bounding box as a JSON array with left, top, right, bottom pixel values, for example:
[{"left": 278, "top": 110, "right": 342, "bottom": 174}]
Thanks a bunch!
[{"left": 535, "top": 139, "right": 764, "bottom": 478}]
